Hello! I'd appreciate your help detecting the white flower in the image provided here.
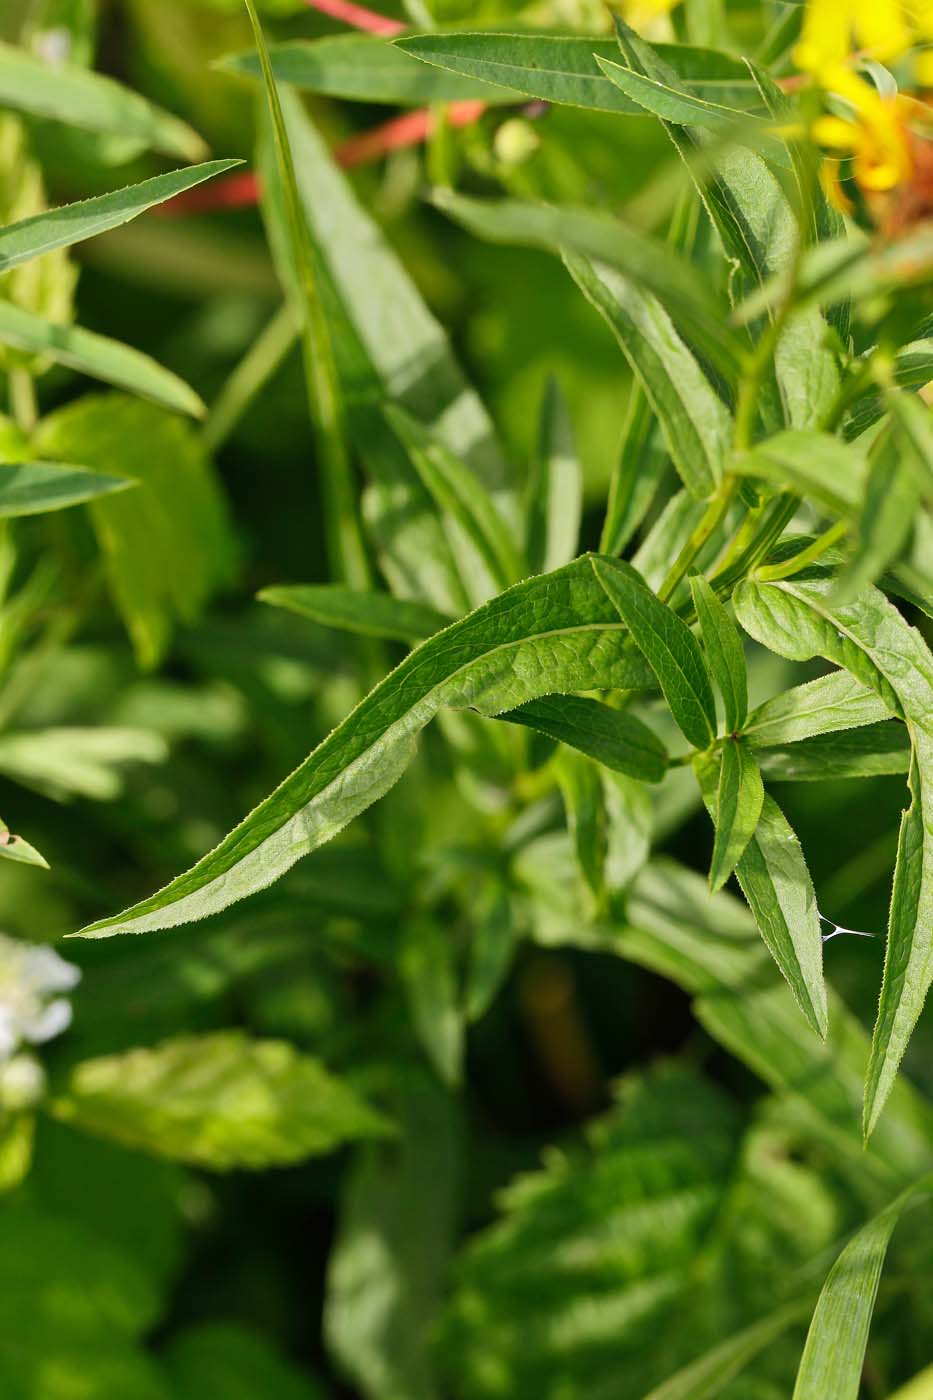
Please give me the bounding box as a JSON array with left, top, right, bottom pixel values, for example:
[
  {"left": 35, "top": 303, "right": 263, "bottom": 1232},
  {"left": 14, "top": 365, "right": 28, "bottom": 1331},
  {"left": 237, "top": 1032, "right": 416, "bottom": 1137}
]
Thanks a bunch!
[
  {"left": 0, "top": 1054, "right": 46, "bottom": 1110},
  {"left": 0, "top": 934, "right": 80, "bottom": 1063}
]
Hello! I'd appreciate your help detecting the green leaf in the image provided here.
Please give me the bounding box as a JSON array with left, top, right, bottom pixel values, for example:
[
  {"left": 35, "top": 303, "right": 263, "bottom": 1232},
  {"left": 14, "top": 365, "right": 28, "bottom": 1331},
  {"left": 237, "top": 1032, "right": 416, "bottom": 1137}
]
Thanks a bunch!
[
  {"left": 222, "top": 33, "right": 519, "bottom": 104},
  {"left": 465, "top": 883, "right": 517, "bottom": 1020},
  {"left": 0, "top": 461, "right": 133, "bottom": 517},
  {"left": 690, "top": 574, "right": 748, "bottom": 732},
  {"left": 793, "top": 1177, "right": 933, "bottom": 1400},
  {"left": 744, "top": 670, "right": 895, "bottom": 748},
  {"left": 35, "top": 396, "right": 235, "bottom": 669},
  {"left": 0, "top": 727, "right": 167, "bottom": 802},
  {"left": 565, "top": 252, "right": 730, "bottom": 501},
  {"left": 836, "top": 429, "right": 917, "bottom": 603},
  {"left": 757, "top": 723, "right": 911, "bottom": 781},
  {"left": 0, "top": 816, "right": 48, "bottom": 869},
  {"left": 74, "top": 558, "right": 653, "bottom": 938},
  {"left": 257, "top": 584, "right": 452, "bottom": 644},
  {"left": 526, "top": 376, "right": 582, "bottom": 576},
  {"left": 693, "top": 751, "right": 827, "bottom": 1035},
  {"left": 259, "top": 88, "right": 513, "bottom": 614},
  {"left": 645, "top": 1302, "right": 809, "bottom": 1400},
  {"left": 400, "top": 919, "right": 463, "bottom": 1086},
  {"left": 53, "top": 1031, "right": 391, "bottom": 1169},
  {"left": 592, "top": 555, "right": 716, "bottom": 750},
  {"left": 555, "top": 750, "right": 607, "bottom": 899},
  {"left": 0, "top": 160, "right": 242, "bottom": 274},
  {"left": 732, "top": 429, "right": 865, "bottom": 515},
  {"left": 888, "top": 389, "right": 933, "bottom": 502},
  {"left": 733, "top": 575, "right": 933, "bottom": 1132},
  {"left": 0, "top": 301, "right": 205, "bottom": 417},
  {"left": 706, "top": 739, "right": 764, "bottom": 891},
  {"left": 887, "top": 1364, "right": 933, "bottom": 1400},
  {"left": 595, "top": 51, "right": 766, "bottom": 135},
  {"left": 396, "top": 33, "right": 756, "bottom": 115},
  {"left": 385, "top": 404, "right": 522, "bottom": 600},
  {"left": 600, "top": 386, "right": 666, "bottom": 557},
  {"left": 325, "top": 1075, "right": 461, "bottom": 1400},
  {"left": 0, "top": 38, "right": 207, "bottom": 160},
  {"left": 433, "top": 188, "right": 741, "bottom": 382},
  {"left": 500, "top": 693, "right": 668, "bottom": 782}
]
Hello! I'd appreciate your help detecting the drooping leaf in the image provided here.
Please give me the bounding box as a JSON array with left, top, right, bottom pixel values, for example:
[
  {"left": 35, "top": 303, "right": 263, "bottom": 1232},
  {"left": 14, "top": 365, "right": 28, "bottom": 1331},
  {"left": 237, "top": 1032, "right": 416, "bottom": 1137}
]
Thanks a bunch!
[
  {"left": 706, "top": 739, "right": 764, "bottom": 891},
  {"left": 565, "top": 253, "right": 730, "bottom": 501},
  {"left": 793, "top": 1177, "right": 933, "bottom": 1400},
  {"left": 0, "top": 301, "right": 205, "bottom": 417},
  {"left": 0, "top": 38, "right": 207, "bottom": 160},
  {"left": 222, "top": 34, "right": 519, "bottom": 104},
  {"left": 690, "top": 573, "right": 748, "bottom": 732},
  {"left": 501, "top": 693, "right": 667, "bottom": 782},
  {"left": 35, "top": 395, "right": 235, "bottom": 669},
  {"left": 74, "top": 558, "right": 654, "bottom": 938},
  {"left": 592, "top": 555, "right": 716, "bottom": 750},
  {"left": 258, "top": 584, "right": 452, "bottom": 644},
  {"left": 0, "top": 461, "right": 133, "bottom": 517},
  {"left": 53, "top": 1031, "right": 392, "bottom": 1169},
  {"left": 733, "top": 575, "right": 933, "bottom": 1133},
  {"left": 526, "top": 376, "right": 582, "bottom": 576},
  {"left": 396, "top": 33, "right": 756, "bottom": 115},
  {"left": 694, "top": 753, "right": 827, "bottom": 1035},
  {"left": 0, "top": 160, "right": 242, "bottom": 274}
]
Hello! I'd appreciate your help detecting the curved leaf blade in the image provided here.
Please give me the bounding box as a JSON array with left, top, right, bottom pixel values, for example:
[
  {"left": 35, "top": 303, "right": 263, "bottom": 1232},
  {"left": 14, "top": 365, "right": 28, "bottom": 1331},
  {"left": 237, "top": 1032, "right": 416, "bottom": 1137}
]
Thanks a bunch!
[
  {"left": 707, "top": 739, "right": 764, "bottom": 891},
  {"left": 501, "top": 694, "right": 668, "bottom": 782},
  {"left": 0, "top": 462, "right": 134, "bottom": 517},
  {"left": 257, "top": 584, "right": 452, "bottom": 643},
  {"left": 74, "top": 558, "right": 653, "bottom": 938},
  {"left": 690, "top": 574, "right": 747, "bottom": 732}
]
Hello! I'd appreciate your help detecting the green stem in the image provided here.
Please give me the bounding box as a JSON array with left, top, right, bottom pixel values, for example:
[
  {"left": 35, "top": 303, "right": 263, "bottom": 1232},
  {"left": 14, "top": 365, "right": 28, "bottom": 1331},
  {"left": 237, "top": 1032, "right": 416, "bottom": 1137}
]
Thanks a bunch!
[
  {"left": 658, "top": 475, "right": 738, "bottom": 602},
  {"left": 202, "top": 303, "right": 298, "bottom": 455},
  {"left": 8, "top": 369, "right": 37, "bottom": 434},
  {"left": 712, "top": 492, "right": 801, "bottom": 594},
  {"left": 755, "top": 518, "right": 848, "bottom": 581}
]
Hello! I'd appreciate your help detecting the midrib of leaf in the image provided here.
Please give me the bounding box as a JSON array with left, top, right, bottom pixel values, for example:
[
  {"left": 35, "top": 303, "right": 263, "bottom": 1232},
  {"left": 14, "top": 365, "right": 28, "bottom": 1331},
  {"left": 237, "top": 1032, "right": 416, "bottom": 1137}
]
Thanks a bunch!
[{"left": 75, "top": 559, "right": 652, "bottom": 938}]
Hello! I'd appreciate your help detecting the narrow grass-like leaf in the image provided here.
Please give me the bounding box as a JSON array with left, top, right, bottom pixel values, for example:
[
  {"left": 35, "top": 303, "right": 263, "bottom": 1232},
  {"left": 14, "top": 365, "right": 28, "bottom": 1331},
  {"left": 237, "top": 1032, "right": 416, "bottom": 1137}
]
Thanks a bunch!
[
  {"left": 707, "top": 739, "right": 764, "bottom": 891},
  {"left": 526, "top": 377, "right": 582, "bottom": 576},
  {"left": 793, "top": 1177, "right": 933, "bottom": 1400},
  {"left": 593, "top": 556, "right": 716, "bottom": 750},
  {"left": 887, "top": 1364, "right": 933, "bottom": 1399},
  {"left": 600, "top": 385, "right": 666, "bottom": 557},
  {"left": 501, "top": 694, "right": 668, "bottom": 782},
  {"left": 433, "top": 188, "right": 741, "bottom": 381},
  {"left": 74, "top": 558, "right": 654, "bottom": 938},
  {"left": 596, "top": 52, "right": 766, "bottom": 134},
  {"left": 690, "top": 574, "right": 747, "bottom": 732},
  {"left": 733, "top": 575, "right": 933, "bottom": 1131},
  {"left": 0, "top": 160, "right": 242, "bottom": 275},
  {"left": 745, "top": 671, "right": 895, "bottom": 748},
  {"left": 0, "top": 302, "right": 204, "bottom": 417},
  {"left": 396, "top": 33, "right": 756, "bottom": 114},
  {"left": 566, "top": 252, "right": 730, "bottom": 501},
  {"left": 0, "top": 39, "right": 207, "bottom": 160},
  {"left": 0, "top": 462, "right": 134, "bottom": 517},
  {"left": 222, "top": 34, "right": 519, "bottom": 104},
  {"left": 245, "top": 0, "right": 368, "bottom": 587},
  {"left": 258, "top": 584, "right": 451, "bottom": 643},
  {"left": 645, "top": 1301, "right": 809, "bottom": 1400}
]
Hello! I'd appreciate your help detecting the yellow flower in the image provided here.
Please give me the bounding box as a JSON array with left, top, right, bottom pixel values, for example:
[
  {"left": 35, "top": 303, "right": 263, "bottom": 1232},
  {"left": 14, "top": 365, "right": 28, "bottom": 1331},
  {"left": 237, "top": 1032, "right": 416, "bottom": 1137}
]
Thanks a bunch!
[
  {"left": 811, "top": 70, "right": 912, "bottom": 191},
  {"left": 795, "top": 0, "right": 933, "bottom": 79}
]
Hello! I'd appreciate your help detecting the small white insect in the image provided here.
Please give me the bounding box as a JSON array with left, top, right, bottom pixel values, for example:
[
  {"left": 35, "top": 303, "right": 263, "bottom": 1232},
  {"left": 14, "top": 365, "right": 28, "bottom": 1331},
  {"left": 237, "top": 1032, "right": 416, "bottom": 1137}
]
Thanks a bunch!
[{"left": 818, "top": 911, "right": 877, "bottom": 944}]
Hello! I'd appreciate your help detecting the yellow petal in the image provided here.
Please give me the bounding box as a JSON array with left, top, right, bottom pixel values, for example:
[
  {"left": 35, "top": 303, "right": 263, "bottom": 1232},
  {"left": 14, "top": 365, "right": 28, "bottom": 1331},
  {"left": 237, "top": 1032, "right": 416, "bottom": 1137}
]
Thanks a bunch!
[
  {"left": 794, "top": 0, "right": 854, "bottom": 74},
  {"left": 853, "top": 0, "right": 911, "bottom": 59},
  {"left": 812, "top": 113, "right": 862, "bottom": 149}
]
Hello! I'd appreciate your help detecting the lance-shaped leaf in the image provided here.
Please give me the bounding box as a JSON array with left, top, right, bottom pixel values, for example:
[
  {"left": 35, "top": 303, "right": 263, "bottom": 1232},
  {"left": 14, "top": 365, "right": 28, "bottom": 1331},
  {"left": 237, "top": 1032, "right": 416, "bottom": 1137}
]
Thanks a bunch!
[
  {"left": 705, "top": 739, "right": 764, "bottom": 891},
  {"left": 0, "top": 302, "right": 204, "bottom": 418},
  {"left": 396, "top": 33, "right": 756, "bottom": 114},
  {"left": 600, "top": 385, "right": 666, "bottom": 556},
  {"left": 526, "top": 377, "right": 582, "bottom": 576},
  {"left": 744, "top": 670, "right": 895, "bottom": 748},
  {"left": 0, "top": 462, "right": 134, "bottom": 518},
  {"left": 258, "top": 584, "right": 452, "bottom": 644},
  {"left": 433, "top": 189, "right": 741, "bottom": 381},
  {"left": 694, "top": 752, "right": 827, "bottom": 1035},
  {"left": 592, "top": 556, "right": 716, "bottom": 750},
  {"left": 732, "top": 429, "right": 866, "bottom": 515},
  {"left": 0, "top": 39, "right": 206, "bottom": 160},
  {"left": 53, "top": 1031, "right": 391, "bottom": 1169},
  {"left": 0, "top": 160, "right": 242, "bottom": 275},
  {"left": 645, "top": 1302, "right": 810, "bottom": 1400},
  {"left": 500, "top": 694, "right": 668, "bottom": 783},
  {"left": 400, "top": 918, "right": 463, "bottom": 1086},
  {"left": 793, "top": 1176, "right": 933, "bottom": 1400},
  {"left": 221, "top": 34, "right": 519, "bottom": 104},
  {"left": 733, "top": 574, "right": 933, "bottom": 1133},
  {"left": 757, "top": 723, "right": 911, "bottom": 781},
  {"left": 596, "top": 51, "right": 770, "bottom": 137},
  {"left": 0, "top": 818, "right": 48, "bottom": 870},
  {"left": 888, "top": 389, "right": 933, "bottom": 502},
  {"left": 74, "top": 558, "right": 654, "bottom": 938},
  {"left": 690, "top": 574, "right": 747, "bottom": 732},
  {"left": 836, "top": 428, "right": 917, "bottom": 604},
  {"left": 566, "top": 253, "right": 730, "bottom": 501},
  {"left": 555, "top": 750, "right": 607, "bottom": 899}
]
